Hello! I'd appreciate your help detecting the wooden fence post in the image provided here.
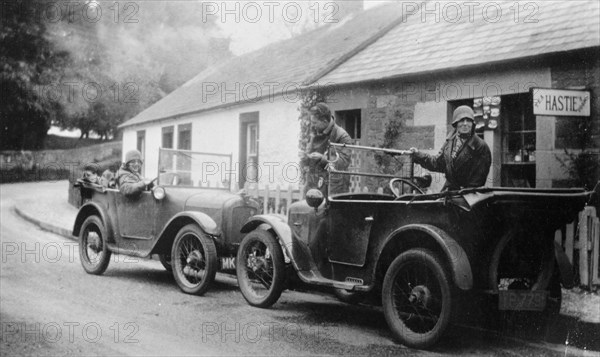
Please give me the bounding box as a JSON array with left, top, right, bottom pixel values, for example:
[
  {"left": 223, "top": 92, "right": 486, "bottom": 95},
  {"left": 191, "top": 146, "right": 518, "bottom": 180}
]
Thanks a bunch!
[
  {"left": 592, "top": 215, "right": 600, "bottom": 285},
  {"left": 275, "top": 185, "right": 281, "bottom": 215},
  {"left": 263, "top": 184, "right": 270, "bottom": 214},
  {"left": 566, "top": 222, "right": 575, "bottom": 264},
  {"left": 286, "top": 184, "right": 293, "bottom": 216}
]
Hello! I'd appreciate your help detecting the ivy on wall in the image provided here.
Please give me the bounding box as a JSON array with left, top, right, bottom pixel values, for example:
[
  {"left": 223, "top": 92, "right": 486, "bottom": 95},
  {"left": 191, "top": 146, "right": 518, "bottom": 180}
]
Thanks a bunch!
[
  {"left": 298, "top": 89, "right": 326, "bottom": 153},
  {"left": 558, "top": 117, "right": 599, "bottom": 190},
  {"left": 297, "top": 89, "right": 326, "bottom": 184},
  {"left": 374, "top": 104, "right": 411, "bottom": 176}
]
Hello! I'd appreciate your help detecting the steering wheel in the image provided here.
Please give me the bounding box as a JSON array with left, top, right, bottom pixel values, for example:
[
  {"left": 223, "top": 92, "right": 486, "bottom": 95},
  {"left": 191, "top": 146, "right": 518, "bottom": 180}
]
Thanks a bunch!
[
  {"left": 146, "top": 177, "right": 158, "bottom": 190},
  {"left": 389, "top": 178, "right": 425, "bottom": 198}
]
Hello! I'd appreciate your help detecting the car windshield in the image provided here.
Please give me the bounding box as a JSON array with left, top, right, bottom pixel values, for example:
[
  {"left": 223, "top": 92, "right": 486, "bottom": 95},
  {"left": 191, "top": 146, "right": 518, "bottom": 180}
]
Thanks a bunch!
[
  {"left": 158, "top": 148, "right": 233, "bottom": 190},
  {"left": 327, "top": 143, "right": 428, "bottom": 197}
]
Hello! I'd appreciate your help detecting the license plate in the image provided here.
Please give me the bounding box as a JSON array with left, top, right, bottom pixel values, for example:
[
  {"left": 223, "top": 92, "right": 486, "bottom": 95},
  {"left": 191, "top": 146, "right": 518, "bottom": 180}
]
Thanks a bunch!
[{"left": 498, "top": 290, "right": 548, "bottom": 311}]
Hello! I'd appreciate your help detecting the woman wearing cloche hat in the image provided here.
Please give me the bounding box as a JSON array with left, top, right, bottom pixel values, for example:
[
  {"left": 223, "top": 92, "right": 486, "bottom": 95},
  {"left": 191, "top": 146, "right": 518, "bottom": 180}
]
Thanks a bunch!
[
  {"left": 116, "top": 150, "right": 153, "bottom": 197},
  {"left": 409, "top": 105, "right": 491, "bottom": 191}
]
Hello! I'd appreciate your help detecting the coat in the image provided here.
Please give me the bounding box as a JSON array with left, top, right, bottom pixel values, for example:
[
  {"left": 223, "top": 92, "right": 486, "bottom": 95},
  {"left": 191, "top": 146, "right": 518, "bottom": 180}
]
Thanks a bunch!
[
  {"left": 301, "top": 120, "right": 353, "bottom": 196},
  {"left": 116, "top": 167, "right": 146, "bottom": 197},
  {"left": 413, "top": 131, "right": 491, "bottom": 191}
]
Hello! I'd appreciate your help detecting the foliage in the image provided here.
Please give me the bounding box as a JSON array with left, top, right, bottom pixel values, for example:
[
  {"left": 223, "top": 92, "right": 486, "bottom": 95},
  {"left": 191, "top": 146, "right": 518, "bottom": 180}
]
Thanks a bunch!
[
  {"left": 2, "top": 1, "right": 232, "bottom": 145},
  {"left": 49, "top": 1, "right": 232, "bottom": 140},
  {"left": 0, "top": 0, "right": 69, "bottom": 150},
  {"left": 558, "top": 117, "right": 599, "bottom": 190},
  {"left": 373, "top": 105, "right": 411, "bottom": 176},
  {"left": 298, "top": 89, "right": 326, "bottom": 152},
  {"left": 297, "top": 89, "right": 326, "bottom": 184}
]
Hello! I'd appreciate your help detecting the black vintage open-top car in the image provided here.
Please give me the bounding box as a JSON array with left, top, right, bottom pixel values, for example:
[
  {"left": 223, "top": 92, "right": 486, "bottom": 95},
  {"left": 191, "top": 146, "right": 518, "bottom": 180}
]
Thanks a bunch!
[
  {"left": 236, "top": 143, "right": 597, "bottom": 348},
  {"left": 72, "top": 148, "right": 258, "bottom": 296}
]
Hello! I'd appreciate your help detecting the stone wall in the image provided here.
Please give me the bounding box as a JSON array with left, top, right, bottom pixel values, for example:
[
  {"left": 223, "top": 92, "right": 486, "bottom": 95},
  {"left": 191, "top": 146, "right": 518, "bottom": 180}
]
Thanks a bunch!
[{"left": 0, "top": 141, "right": 122, "bottom": 182}]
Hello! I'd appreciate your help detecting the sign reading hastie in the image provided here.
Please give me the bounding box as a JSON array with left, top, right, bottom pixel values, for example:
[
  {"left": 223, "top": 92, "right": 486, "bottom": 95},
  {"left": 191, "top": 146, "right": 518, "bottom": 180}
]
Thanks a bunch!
[{"left": 532, "top": 88, "right": 590, "bottom": 117}]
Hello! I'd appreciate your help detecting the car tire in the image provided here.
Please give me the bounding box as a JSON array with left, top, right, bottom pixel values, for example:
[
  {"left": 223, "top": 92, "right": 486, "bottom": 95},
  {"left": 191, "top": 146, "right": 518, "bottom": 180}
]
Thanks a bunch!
[
  {"left": 171, "top": 224, "right": 217, "bottom": 296},
  {"left": 236, "top": 229, "right": 285, "bottom": 308},
  {"left": 382, "top": 248, "right": 452, "bottom": 349},
  {"left": 159, "top": 254, "right": 172, "bottom": 272},
  {"left": 79, "top": 215, "right": 112, "bottom": 275}
]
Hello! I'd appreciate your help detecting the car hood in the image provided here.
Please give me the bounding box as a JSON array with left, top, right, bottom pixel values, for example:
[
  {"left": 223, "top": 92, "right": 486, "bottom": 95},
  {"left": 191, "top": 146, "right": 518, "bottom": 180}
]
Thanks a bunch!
[{"left": 182, "top": 189, "right": 243, "bottom": 211}]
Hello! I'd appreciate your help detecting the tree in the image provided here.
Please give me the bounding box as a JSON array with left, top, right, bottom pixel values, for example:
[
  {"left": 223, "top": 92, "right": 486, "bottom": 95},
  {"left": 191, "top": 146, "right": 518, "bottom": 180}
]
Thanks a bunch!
[
  {"left": 50, "top": 1, "right": 232, "bottom": 139},
  {"left": 0, "top": 0, "right": 69, "bottom": 149}
]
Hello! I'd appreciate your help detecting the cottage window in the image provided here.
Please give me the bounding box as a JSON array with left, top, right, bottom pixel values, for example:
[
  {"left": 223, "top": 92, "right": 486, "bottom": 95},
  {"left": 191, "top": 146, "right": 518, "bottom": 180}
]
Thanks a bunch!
[
  {"left": 162, "top": 126, "right": 174, "bottom": 149},
  {"left": 177, "top": 123, "right": 192, "bottom": 150},
  {"left": 500, "top": 93, "right": 536, "bottom": 187},
  {"left": 335, "top": 109, "right": 361, "bottom": 140},
  {"left": 239, "top": 112, "right": 259, "bottom": 188},
  {"left": 136, "top": 130, "right": 145, "bottom": 162}
]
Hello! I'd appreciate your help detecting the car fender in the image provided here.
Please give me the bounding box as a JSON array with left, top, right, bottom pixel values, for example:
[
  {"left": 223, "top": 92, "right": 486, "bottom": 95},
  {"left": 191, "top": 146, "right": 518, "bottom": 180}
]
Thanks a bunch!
[
  {"left": 380, "top": 224, "right": 473, "bottom": 290},
  {"left": 72, "top": 202, "right": 113, "bottom": 240},
  {"left": 554, "top": 241, "right": 574, "bottom": 289},
  {"left": 150, "top": 211, "right": 221, "bottom": 256},
  {"left": 241, "top": 214, "right": 294, "bottom": 258},
  {"left": 161, "top": 211, "right": 220, "bottom": 237}
]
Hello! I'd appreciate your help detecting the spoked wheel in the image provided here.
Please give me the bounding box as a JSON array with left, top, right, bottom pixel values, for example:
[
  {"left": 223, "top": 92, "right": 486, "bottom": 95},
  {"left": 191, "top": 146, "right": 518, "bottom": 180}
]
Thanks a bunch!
[
  {"left": 382, "top": 249, "right": 452, "bottom": 349},
  {"left": 159, "top": 254, "right": 172, "bottom": 272},
  {"left": 236, "top": 230, "right": 285, "bottom": 308},
  {"left": 79, "top": 216, "right": 112, "bottom": 275},
  {"left": 171, "top": 224, "right": 217, "bottom": 295}
]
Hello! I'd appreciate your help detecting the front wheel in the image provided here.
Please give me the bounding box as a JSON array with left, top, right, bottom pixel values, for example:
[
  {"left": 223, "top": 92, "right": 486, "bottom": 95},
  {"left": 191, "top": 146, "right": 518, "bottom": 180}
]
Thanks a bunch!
[
  {"left": 382, "top": 249, "right": 452, "bottom": 349},
  {"left": 236, "top": 230, "right": 285, "bottom": 308},
  {"left": 171, "top": 224, "right": 217, "bottom": 295},
  {"left": 79, "top": 215, "right": 112, "bottom": 275}
]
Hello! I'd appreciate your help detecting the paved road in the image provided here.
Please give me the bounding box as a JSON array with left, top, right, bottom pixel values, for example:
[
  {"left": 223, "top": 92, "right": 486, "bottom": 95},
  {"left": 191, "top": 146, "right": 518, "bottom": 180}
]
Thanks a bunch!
[{"left": 0, "top": 183, "right": 595, "bottom": 356}]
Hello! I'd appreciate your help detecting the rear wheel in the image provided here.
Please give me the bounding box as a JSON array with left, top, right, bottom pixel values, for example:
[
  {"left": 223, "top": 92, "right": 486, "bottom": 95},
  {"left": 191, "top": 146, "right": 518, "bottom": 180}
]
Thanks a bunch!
[
  {"left": 236, "top": 230, "right": 285, "bottom": 308},
  {"left": 171, "top": 224, "right": 217, "bottom": 295},
  {"left": 382, "top": 249, "right": 452, "bottom": 349},
  {"left": 79, "top": 215, "right": 112, "bottom": 275}
]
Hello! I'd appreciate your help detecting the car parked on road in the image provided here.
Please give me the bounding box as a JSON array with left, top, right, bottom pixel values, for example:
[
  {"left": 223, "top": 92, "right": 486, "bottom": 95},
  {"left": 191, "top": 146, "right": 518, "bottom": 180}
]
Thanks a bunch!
[
  {"left": 236, "top": 143, "right": 597, "bottom": 348},
  {"left": 73, "top": 148, "right": 258, "bottom": 296}
]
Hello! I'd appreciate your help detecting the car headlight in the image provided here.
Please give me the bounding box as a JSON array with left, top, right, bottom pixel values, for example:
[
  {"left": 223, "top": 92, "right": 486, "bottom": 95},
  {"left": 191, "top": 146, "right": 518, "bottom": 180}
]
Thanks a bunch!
[{"left": 152, "top": 186, "right": 166, "bottom": 200}]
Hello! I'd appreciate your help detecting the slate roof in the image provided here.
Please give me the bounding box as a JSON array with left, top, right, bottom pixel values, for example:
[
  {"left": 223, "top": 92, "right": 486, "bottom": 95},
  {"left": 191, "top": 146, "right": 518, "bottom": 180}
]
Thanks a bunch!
[
  {"left": 318, "top": 0, "right": 600, "bottom": 85},
  {"left": 119, "top": 2, "right": 407, "bottom": 128},
  {"left": 121, "top": 1, "right": 600, "bottom": 129}
]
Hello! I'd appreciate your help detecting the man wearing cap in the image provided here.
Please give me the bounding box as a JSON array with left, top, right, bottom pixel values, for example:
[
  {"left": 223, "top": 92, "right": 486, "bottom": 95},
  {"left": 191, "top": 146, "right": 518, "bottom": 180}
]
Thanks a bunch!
[
  {"left": 410, "top": 105, "right": 491, "bottom": 191},
  {"left": 116, "top": 150, "right": 153, "bottom": 197},
  {"left": 300, "top": 102, "right": 353, "bottom": 196}
]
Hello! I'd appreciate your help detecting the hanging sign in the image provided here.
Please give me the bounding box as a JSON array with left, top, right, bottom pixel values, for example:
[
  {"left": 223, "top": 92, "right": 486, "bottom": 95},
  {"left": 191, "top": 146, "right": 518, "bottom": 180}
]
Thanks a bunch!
[{"left": 532, "top": 88, "right": 590, "bottom": 117}]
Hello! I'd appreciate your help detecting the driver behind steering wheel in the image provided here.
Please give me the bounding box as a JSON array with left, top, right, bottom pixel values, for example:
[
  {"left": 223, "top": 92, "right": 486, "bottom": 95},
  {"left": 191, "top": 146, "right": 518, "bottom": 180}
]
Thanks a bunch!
[{"left": 116, "top": 150, "right": 153, "bottom": 197}]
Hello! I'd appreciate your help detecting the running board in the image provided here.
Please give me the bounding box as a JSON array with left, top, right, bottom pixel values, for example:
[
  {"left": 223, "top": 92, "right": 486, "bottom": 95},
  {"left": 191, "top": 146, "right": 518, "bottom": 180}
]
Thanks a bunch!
[{"left": 296, "top": 270, "right": 370, "bottom": 292}]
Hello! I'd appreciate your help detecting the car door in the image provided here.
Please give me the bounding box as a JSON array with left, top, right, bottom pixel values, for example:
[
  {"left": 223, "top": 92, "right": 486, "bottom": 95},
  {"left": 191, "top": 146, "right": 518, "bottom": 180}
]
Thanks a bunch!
[
  {"left": 326, "top": 199, "right": 377, "bottom": 266},
  {"left": 115, "top": 191, "right": 158, "bottom": 246}
]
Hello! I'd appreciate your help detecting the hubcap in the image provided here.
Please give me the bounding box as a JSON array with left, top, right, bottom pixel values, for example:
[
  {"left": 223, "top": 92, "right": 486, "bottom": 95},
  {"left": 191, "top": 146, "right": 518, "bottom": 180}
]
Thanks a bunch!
[{"left": 408, "top": 284, "right": 432, "bottom": 308}]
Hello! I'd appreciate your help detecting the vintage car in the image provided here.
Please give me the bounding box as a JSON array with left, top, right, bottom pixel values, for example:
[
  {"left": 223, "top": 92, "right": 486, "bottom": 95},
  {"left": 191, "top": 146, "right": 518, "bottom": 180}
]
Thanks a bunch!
[
  {"left": 72, "top": 148, "right": 258, "bottom": 295},
  {"left": 236, "top": 143, "right": 597, "bottom": 348}
]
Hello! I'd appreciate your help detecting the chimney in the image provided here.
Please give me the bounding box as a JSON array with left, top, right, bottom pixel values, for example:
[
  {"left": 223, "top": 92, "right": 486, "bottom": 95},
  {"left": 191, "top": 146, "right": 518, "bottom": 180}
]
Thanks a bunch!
[{"left": 334, "top": 0, "right": 364, "bottom": 20}]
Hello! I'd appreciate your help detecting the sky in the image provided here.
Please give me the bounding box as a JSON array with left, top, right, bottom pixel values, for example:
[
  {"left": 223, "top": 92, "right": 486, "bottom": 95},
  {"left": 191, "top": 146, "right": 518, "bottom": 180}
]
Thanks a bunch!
[{"left": 219, "top": 0, "right": 391, "bottom": 55}]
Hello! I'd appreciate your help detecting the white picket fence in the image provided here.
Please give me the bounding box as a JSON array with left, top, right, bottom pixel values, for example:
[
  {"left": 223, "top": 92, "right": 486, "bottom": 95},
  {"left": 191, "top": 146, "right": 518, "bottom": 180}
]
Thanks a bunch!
[{"left": 555, "top": 206, "right": 600, "bottom": 288}]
